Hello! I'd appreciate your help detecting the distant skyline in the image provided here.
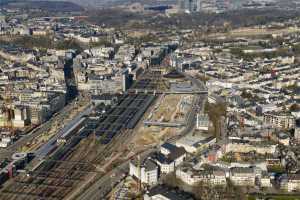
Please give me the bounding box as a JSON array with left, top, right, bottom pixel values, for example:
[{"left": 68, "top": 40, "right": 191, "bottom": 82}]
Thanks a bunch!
[
  {"left": 38, "top": 0, "right": 178, "bottom": 8},
  {"left": 3, "top": 0, "right": 299, "bottom": 9},
  {"left": 41, "top": 0, "right": 287, "bottom": 8}
]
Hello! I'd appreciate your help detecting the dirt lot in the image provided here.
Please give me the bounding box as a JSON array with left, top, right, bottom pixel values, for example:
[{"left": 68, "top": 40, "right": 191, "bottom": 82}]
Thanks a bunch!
[{"left": 150, "top": 94, "right": 183, "bottom": 122}]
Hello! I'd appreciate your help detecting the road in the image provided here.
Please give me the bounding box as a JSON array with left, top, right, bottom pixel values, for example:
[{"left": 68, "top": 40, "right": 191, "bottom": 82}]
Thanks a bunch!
[
  {"left": 172, "top": 72, "right": 208, "bottom": 138},
  {"left": 75, "top": 72, "right": 207, "bottom": 200}
]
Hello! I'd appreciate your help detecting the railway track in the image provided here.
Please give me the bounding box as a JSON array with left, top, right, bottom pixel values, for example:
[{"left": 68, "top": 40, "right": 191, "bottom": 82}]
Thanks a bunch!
[
  {"left": 0, "top": 69, "right": 165, "bottom": 200},
  {"left": 1, "top": 143, "right": 96, "bottom": 200}
]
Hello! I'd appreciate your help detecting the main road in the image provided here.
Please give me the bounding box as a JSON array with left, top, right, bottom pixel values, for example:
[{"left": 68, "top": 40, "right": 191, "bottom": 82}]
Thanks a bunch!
[{"left": 169, "top": 72, "right": 208, "bottom": 140}]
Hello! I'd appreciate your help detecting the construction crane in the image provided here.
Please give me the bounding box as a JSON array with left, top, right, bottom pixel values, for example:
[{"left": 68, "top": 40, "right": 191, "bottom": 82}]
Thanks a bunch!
[{"left": 135, "top": 155, "right": 143, "bottom": 200}]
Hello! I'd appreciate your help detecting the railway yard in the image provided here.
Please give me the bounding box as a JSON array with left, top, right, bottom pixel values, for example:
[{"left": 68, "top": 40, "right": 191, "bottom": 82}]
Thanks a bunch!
[
  {"left": 2, "top": 4, "right": 300, "bottom": 200},
  {"left": 0, "top": 69, "right": 182, "bottom": 200}
]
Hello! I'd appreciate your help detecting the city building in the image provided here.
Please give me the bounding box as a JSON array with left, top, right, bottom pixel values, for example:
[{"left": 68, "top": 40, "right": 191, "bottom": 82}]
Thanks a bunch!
[
  {"left": 281, "top": 174, "right": 300, "bottom": 192},
  {"left": 230, "top": 167, "right": 256, "bottom": 186},
  {"left": 129, "top": 158, "right": 159, "bottom": 185},
  {"left": 151, "top": 143, "right": 187, "bottom": 174},
  {"left": 144, "top": 185, "right": 194, "bottom": 200},
  {"left": 122, "top": 69, "right": 133, "bottom": 92},
  {"left": 179, "top": 0, "right": 201, "bottom": 13},
  {"left": 294, "top": 119, "right": 300, "bottom": 142},
  {"left": 176, "top": 163, "right": 226, "bottom": 186},
  {"left": 259, "top": 171, "right": 273, "bottom": 188},
  {"left": 176, "top": 133, "right": 216, "bottom": 153},
  {"left": 263, "top": 112, "right": 295, "bottom": 129},
  {"left": 196, "top": 113, "right": 209, "bottom": 131}
]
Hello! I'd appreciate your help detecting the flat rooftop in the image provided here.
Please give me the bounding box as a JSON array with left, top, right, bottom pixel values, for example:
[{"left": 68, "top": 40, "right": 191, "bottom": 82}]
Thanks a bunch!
[{"left": 176, "top": 132, "right": 214, "bottom": 148}]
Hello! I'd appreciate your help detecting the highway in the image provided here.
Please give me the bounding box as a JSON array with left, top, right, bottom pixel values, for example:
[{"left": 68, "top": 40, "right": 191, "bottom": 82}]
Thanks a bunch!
[{"left": 75, "top": 72, "right": 207, "bottom": 200}]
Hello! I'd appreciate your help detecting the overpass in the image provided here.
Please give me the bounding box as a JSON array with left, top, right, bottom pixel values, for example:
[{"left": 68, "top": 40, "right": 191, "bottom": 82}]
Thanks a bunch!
[
  {"left": 143, "top": 121, "right": 186, "bottom": 127},
  {"left": 127, "top": 89, "right": 208, "bottom": 95}
]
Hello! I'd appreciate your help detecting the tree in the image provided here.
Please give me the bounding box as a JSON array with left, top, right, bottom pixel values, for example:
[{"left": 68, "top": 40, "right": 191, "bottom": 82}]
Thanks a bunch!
[
  {"left": 290, "top": 104, "right": 300, "bottom": 112},
  {"left": 205, "top": 102, "right": 227, "bottom": 140},
  {"left": 163, "top": 172, "right": 184, "bottom": 188},
  {"left": 293, "top": 44, "right": 300, "bottom": 54},
  {"left": 224, "top": 179, "right": 247, "bottom": 200},
  {"left": 6, "top": 35, "right": 54, "bottom": 49},
  {"left": 241, "top": 90, "right": 253, "bottom": 99},
  {"left": 193, "top": 181, "right": 218, "bottom": 200},
  {"left": 55, "top": 39, "right": 83, "bottom": 53},
  {"left": 89, "top": 39, "right": 112, "bottom": 47}
]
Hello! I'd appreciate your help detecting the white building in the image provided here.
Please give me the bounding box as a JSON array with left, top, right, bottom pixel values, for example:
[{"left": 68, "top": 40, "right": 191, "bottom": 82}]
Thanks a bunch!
[
  {"left": 152, "top": 143, "right": 187, "bottom": 174},
  {"left": 230, "top": 167, "right": 256, "bottom": 186},
  {"left": 263, "top": 112, "right": 295, "bottom": 129},
  {"left": 179, "top": 0, "right": 201, "bottom": 13},
  {"left": 176, "top": 133, "right": 216, "bottom": 154},
  {"left": 260, "top": 172, "right": 272, "bottom": 188},
  {"left": 176, "top": 164, "right": 227, "bottom": 186},
  {"left": 86, "top": 47, "right": 114, "bottom": 58},
  {"left": 196, "top": 113, "right": 209, "bottom": 131},
  {"left": 13, "top": 106, "right": 29, "bottom": 128},
  {"left": 129, "top": 158, "right": 159, "bottom": 185},
  {"left": 294, "top": 119, "right": 300, "bottom": 142},
  {"left": 281, "top": 174, "right": 300, "bottom": 192},
  {"left": 224, "top": 139, "right": 276, "bottom": 155}
]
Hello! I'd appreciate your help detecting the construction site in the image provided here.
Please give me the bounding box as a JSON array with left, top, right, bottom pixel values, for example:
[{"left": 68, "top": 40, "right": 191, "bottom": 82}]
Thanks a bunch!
[{"left": 132, "top": 93, "right": 194, "bottom": 148}]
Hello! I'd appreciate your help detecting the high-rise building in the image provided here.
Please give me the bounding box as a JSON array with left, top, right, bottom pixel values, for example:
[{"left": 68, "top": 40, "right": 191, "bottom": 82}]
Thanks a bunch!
[
  {"left": 178, "top": 0, "right": 201, "bottom": 13},
  {"left": 122, "top": 69, "right": 133, "bottom": 92},
  {"left": 201, "top": 0, "right": 218, "bottom": 13},
  {"left": 179, "top": 0, "right": 229, "bottom": 13}
]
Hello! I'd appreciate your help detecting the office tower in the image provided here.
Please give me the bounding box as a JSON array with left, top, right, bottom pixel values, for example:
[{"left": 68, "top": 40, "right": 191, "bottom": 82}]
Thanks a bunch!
[{"left": 178, "top": 0, "right": 201, "bottom": 12}]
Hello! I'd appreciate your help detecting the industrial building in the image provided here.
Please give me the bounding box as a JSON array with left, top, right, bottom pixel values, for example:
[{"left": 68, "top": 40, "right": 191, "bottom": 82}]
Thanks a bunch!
[{"left": 176, "top": 133, "right": 216, "bottom": 153}]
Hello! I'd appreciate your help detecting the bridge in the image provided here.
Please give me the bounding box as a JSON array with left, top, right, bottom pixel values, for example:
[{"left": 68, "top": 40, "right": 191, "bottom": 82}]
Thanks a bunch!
[
  {"left": 143, "top": 121, "right": 186, "bottom": 127},
  {"left": 127, "top": 89, "right": 208, "bottom": 95}
]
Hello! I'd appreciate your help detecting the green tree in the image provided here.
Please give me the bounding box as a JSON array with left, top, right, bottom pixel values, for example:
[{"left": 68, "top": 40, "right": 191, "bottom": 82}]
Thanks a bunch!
[
  {"left": 290, "top": 104, "right": 300, "bottom": 112},
  {"left": 55, "top": 39, "right": 83, "bottom": 53},
  {"left": 241, "top": 90, "right": 253, "bottom": 99},
  {"left": 163, "top": 172, "right": 184, "bottom": 188}
]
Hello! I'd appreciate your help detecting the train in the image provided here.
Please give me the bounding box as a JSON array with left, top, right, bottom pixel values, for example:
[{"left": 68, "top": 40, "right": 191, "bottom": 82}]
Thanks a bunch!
[{"left": 57, "top": 117, "right": 86, "bottom": 144}]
